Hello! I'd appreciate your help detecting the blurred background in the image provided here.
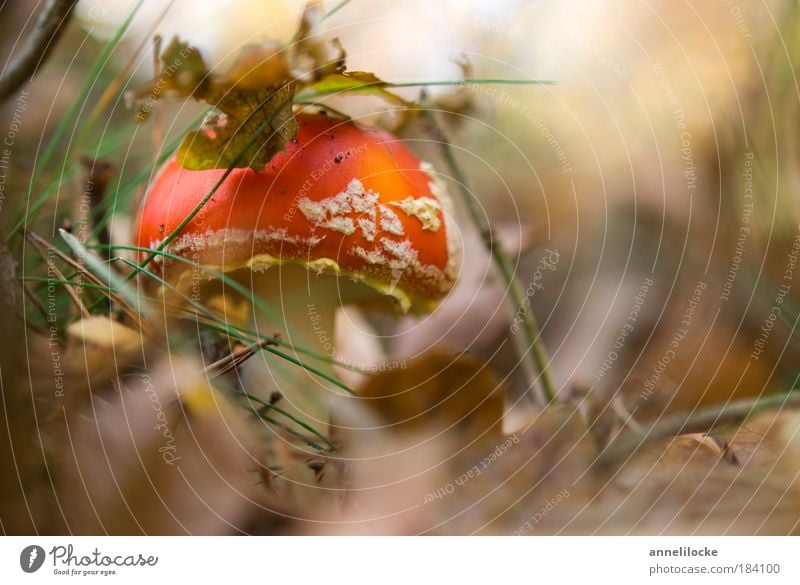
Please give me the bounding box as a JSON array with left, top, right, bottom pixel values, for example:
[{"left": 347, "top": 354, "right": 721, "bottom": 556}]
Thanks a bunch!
[{"left": 2, "top": 0, "right": 800, "bottom": 535}]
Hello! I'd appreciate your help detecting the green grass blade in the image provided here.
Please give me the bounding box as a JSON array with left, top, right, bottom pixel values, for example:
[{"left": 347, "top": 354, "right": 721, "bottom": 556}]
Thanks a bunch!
[
  {"left": 87, "top": 121, "right": 192, "bottom": 241},
  {"left": 12, "top": 0, "right": 145, "bottom": 235},
  {"left": 238, "top": 391, "right": 335, "bottom": 450},
  {"left": 324, "top": 0, "right": 355, "bottom": 19},
  {"left": 22, "top": 276, "right": 115, "bottom": 293},
  {"left": 112, "top": 251, "right": 355, "bottom": 395},
  {"left": 10, "top": 120, "right": 136, "bottom": 239},
  {"left": 59, "top": 229, "right": 147, "bottom": 317},
  {"left": 99, "top": 243, "right": 367, "bottom": 375},
  {"left": 294, "top": 77, "right": 558, "bottom": 102}
]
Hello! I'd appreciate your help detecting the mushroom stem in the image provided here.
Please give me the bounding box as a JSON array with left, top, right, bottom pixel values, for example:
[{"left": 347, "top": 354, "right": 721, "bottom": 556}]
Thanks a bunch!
[{"left": 242, "top": 265, "right": 342, "bottom": 445}]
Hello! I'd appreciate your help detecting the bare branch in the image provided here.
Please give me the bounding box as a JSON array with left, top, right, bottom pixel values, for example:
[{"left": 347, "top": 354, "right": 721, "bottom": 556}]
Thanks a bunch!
[
  {"left": 0, "top": 0, "right": 77, "bottom": 102},
  {"left": 596, "top": 391, "right": 800, "bottom": 468}
]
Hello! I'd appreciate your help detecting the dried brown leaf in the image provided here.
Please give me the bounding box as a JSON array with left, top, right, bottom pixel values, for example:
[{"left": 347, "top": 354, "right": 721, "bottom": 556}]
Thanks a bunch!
[
  {"left": 129, "top": 38, "right": 299, "bottom": 171},
  {"left": 225, "top": 43, "right": 292, "bottom": 89},
  {"left": 354, "top": 350, "right": 506, "bottom": 442},
  {"left": 177, "top": 82, "right": 298, "bottom": 171},
  {"left": 130, "top": 36, "right": 209, "bottom": 116}
]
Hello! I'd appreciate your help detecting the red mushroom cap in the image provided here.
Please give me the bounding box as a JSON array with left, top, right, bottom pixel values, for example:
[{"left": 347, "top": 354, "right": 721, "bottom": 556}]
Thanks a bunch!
[{"left": 135, "top": 112, "right": 461, "bottom": 311}]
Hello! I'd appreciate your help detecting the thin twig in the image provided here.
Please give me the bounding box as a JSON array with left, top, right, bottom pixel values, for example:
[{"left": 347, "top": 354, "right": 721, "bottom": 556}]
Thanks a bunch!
[
  {"left": 0, "top": 0, "right": 77, "bottom": 102},
  {"left": 596, "top": 391, "right": 800, "bottom": 468},
  {"left": 79, "top": 156, "right": 116, "bottom": 259},
  {"left": 26, "top": 230, "right": 90, "bottom": 318},
  {"left": 203, "top": 338, "right": 278, "bottom": 378},
  {"left": 21, "top": 281, "right": 49, "bottom": 321},
  {"left": 419, "top": 108, "right": 557, "bottom": 406},
  {"left": 18, "top": 310, "right": 49, "bottom": 335},
  {"left": 25, "top": 230, "right": 148, "bottom": 332}
]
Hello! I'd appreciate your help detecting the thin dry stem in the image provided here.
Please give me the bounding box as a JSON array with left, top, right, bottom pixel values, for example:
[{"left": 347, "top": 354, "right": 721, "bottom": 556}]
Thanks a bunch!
[
  {"left": 419, "top": 108, "right": 557, "bottom": 406},
  {"left": 597, "top": 391, "right": 800, "bottom": 468},
  {"left": 27, "top": 230, "right": 90, "bottom": 318},
  {"left": 0, "top": 0, "right": 77, "bottom": 102}
]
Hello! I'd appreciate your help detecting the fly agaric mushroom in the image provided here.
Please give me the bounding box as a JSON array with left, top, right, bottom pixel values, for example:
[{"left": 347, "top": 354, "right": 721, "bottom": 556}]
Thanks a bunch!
[{"left": 135, "top": 111, "right": 461, "bottom": 444}]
